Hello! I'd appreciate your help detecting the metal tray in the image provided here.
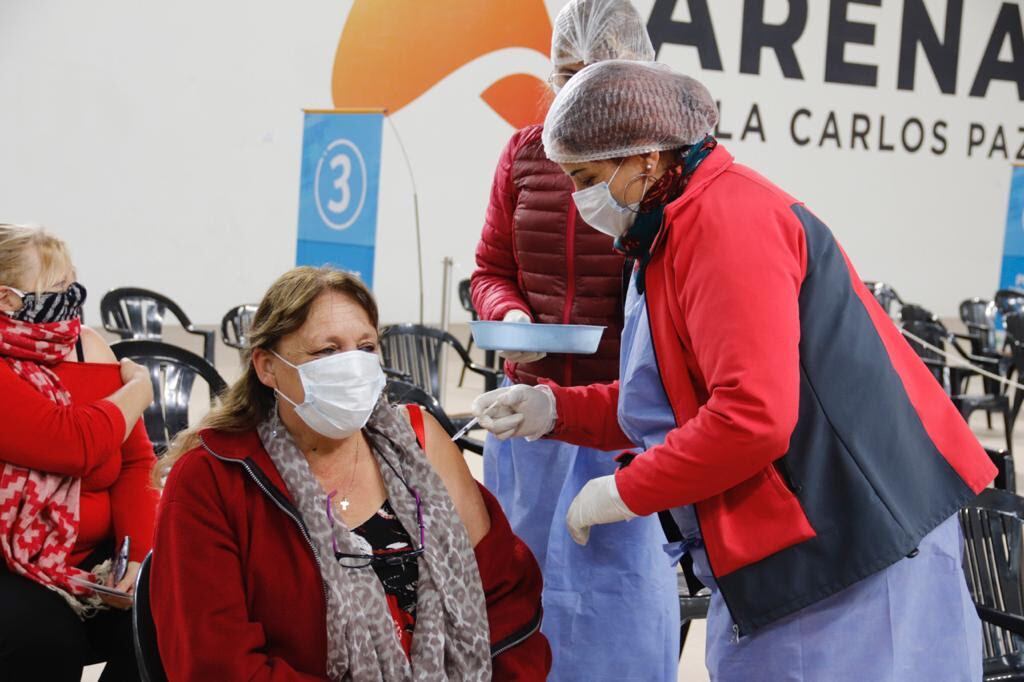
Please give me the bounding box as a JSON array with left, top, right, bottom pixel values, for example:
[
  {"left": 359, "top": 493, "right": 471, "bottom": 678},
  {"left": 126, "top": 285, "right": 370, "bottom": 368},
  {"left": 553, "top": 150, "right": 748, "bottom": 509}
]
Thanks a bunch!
[{"left": 470, "top": 321, "right": 606, "bottom": 355}]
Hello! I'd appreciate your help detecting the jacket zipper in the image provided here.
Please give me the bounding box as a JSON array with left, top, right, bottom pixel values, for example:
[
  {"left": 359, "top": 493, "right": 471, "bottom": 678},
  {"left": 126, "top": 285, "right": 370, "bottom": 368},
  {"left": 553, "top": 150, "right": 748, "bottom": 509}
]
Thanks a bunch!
[
  {"left": 490, "top": 606, "right": 543, "bottom": 658},
  {"left": 562, "top": 205, "right": 577, "bottom": 387},
  {"left": 199, "top": 437, "right": 329, "bottom": 608},
  {"left": 636, "top": 293, "right": 746, "bottom": 640}
]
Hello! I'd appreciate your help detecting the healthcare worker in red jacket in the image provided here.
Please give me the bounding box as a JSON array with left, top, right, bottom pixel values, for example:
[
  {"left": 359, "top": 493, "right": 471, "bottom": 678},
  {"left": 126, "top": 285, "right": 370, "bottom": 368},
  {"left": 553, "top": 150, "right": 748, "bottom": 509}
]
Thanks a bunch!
[
  {"left": 471, "top": 2, "right": 679, "bottom": 680},
  {"left": 473, "top": 60, "right": 991, "bottom": 681}
]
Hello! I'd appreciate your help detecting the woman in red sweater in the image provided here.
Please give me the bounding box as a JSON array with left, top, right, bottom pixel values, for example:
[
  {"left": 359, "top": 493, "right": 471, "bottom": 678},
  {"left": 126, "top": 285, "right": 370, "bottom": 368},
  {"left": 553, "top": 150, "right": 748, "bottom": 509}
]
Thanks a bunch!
[
  {"left": 0, "top": 224, "right": 157, "bottom": 681},
  {"left": 150, "top": 266, "right": 549, "bottom": 681}
]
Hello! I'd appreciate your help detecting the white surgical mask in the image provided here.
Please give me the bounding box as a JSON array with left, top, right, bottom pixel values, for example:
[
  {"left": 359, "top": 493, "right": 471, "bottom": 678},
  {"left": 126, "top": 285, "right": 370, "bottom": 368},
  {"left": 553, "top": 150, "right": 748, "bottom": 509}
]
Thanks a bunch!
[
  {"left": 272, "top": 349, "right": 386, "bottom": 439},
  {"left": 571, "top": 159, "right": 648, "bottom": 238}
]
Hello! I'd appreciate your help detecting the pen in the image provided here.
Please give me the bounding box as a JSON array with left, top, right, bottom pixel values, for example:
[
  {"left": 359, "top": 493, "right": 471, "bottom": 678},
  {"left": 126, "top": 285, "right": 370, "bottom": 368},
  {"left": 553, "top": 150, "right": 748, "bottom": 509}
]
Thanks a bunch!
[{"left": 114, "top": 536, "right": 130, "bottom": 584}]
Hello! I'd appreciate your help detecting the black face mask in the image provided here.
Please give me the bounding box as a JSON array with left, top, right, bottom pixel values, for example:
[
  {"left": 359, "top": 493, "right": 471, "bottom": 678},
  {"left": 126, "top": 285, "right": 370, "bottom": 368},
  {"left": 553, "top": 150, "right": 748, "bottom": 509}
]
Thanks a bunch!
[{"left": 7, "top": 282, "right": 87, "bottom": 324}]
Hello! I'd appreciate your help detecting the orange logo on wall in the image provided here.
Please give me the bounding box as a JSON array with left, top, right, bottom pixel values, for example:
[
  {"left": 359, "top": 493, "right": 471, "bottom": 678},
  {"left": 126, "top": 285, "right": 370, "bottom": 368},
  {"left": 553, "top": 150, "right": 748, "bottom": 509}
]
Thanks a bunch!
[{"left": 331, "top": 0, "right": 554, "bottom": 128}]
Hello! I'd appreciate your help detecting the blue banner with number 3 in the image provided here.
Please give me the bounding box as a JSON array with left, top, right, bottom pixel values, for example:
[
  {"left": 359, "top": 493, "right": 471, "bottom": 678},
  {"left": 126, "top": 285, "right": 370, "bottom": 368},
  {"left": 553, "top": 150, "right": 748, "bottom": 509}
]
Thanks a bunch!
[{"left": 296, "top": 111, "right": 384, "bottom": 288}]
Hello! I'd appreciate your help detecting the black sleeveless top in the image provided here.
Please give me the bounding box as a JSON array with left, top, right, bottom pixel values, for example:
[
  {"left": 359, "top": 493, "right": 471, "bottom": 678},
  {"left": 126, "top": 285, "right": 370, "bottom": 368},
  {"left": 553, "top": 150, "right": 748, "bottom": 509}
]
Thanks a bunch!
[{"left": 345, "top": 500, "right": 419, "bottom": 642}]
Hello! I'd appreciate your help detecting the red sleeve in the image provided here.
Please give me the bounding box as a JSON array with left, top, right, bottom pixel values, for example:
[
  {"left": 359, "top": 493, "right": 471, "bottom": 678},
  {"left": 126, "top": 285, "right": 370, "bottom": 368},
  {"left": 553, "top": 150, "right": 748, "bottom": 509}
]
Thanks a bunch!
[
  {"left": 109, "top": 418, "right": 158, "bottom": 562},
  {"left": 471, "top": 128, "right": 533, "bottom": 322},
  {"left": 616, "top": 195, "right": 806, "bottom": 516},
  {"left": 544, "top": 379, "right": 635, "bottom": 451},
  {"left": 0, "top": 362, "right": 125, "bottom": 477},
  {"left": 474, "top": 484, "right": 551, "bottom": 681},
  {"left": 152, "top": 454, "right": 326, "bottom": 682}
]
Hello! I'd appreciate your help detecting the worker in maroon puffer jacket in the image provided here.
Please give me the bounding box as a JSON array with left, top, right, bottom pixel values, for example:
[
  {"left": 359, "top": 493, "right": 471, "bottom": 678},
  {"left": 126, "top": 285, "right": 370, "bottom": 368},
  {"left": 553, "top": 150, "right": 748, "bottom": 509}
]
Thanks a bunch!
[{"left": 469, "top": 2, "right": 679, "bottom": 680}]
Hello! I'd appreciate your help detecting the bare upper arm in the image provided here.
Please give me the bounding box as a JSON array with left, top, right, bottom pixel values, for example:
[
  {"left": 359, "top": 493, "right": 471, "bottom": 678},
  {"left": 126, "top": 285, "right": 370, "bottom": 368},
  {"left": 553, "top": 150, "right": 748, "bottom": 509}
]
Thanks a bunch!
[
  {"left": 404, "top": 409, "right": 491, "bottom": 546},
  {"left": 79, "top": 327, "right": 118, "bottom": 364}
]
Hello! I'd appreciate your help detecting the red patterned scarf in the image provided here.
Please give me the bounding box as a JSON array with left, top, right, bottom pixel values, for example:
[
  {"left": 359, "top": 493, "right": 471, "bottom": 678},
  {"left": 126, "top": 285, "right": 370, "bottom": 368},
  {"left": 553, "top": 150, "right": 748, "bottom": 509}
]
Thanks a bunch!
[{"left": 0, "top": 314, "right": 95, "bottom": 609}]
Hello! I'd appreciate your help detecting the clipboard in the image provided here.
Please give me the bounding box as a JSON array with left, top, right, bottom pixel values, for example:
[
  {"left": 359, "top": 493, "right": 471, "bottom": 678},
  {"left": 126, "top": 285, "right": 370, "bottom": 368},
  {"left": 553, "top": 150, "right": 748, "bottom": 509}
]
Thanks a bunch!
[{"left": 68, "top": 575, "right": 134, "bottom": 601}]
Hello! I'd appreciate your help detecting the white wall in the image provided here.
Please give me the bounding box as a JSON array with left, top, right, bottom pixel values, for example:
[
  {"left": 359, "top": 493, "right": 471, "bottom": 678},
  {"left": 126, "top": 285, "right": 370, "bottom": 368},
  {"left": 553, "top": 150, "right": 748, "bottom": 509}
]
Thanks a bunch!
[
  {"left": 0, "top": 0, "right": 348, "bottom": 324},
  {"left": 1, "top": 0, "right": 1022, "bottom": 325}
]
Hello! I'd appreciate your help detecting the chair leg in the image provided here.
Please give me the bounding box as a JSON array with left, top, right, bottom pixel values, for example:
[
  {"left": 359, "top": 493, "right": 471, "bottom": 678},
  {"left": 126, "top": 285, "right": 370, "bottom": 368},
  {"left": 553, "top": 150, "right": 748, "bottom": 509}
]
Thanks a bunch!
[
  {"left": 953, "top": 399, "right": 970, "bottom": 423},
  {"left": 484, "top": 350, "right": 500, "bottom": 392},
  {"left": 679, "top": 620, "right": 692, "bottom": 659},
  {"left": 1004, "top": 406, "right": 1015, "bottom": 457},
  {"left": 458, "top": 337, "right": 473, "bottom": 388}
]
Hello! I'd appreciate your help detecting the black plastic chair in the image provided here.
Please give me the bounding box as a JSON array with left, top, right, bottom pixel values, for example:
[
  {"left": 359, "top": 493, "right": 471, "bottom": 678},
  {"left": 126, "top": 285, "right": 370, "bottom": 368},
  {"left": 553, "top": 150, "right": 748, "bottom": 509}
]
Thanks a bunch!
[
  {"left": 902, "top": 304, "right": 1004, "bottom": 385},
  {"left": 988, "top": 448, "right": 1017, "bottom": 493},
  {"left": 899, "top": 303, "right": 938, "bottom": 324},
  {"left": 997, "top": 290, "right": 1024, "bottom": 359},
  {"left": 678, "top": 557, "right": 710, "bottom": 658},
  {"left": 457, "top": 279, "right": 502, "bottom": 388},
  {"left": 380, "top": 324, "right": 503, "bottom": 399},
  {"left": 863, "top": 281, "right": 904, "bottom": 317},
  {"left": 902, "top": 319, "right": 1014, "bottom": 453},
  {"left": 458, "top": 280, "right": 477, "bottom": 362},
  {"left": 132, "top": 552, "right": 166, "bottom": 682},
  {"left": 101, "top": 288, "right": 216, "bottom": 364},
  {"left": 385, "top": 379, "right": 483, "bottom": 455},
  {"left": 997, "top": 289, "right": 1024, "bottom": 319},
  {"left": 1004, "top": 314, "right": 1024, "bottom": 427},
  {"left": 962, "top": 299, "right": 1000, "bottom": 353},
  {"left": 902, "top": 319, "right": 967, "bottom": 391},
  {"left": 960, "top": 298, "right": 1009, "bottom": 429},
  {"left": 960, "top": 488, "right": 1024, "bottom": 680},
  {"left": 111, "top": 340, "right": 228, "bottom": 455},
  {"left": 221, "top": 304, "right": 258, "bottom": 359}
]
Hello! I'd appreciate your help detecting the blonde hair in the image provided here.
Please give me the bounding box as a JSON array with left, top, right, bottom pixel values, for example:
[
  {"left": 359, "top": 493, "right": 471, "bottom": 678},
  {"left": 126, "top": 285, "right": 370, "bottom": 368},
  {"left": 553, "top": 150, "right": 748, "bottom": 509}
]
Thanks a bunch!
[
  {"left": 0, "top": 224, "right": 74, "bottom": 294},
  {"left": 154, "top": 266, "right": 380, "bottom": 484}
]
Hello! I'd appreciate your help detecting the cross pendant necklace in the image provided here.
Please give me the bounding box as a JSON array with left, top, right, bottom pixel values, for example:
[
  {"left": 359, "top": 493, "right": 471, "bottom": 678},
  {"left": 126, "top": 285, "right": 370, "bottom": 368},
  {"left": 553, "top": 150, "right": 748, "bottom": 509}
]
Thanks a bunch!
[{"left": 335, "top": 439, "right": 362, "bottom": 514}]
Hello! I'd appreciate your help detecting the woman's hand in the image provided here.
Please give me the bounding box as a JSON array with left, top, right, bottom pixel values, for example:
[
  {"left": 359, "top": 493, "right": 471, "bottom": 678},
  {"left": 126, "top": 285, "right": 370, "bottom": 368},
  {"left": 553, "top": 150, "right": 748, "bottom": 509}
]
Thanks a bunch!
[
  {"left": 471, "top": 384, "right": 557, "bottom": 441},
  {"left": 119, "top": 359, "right": 152, "bottom": 394},
  {"left": 566, "top": 475, "right": 638, "bottom": 545},
  {"left": 498, "top": 310, "right": 547, "bottom": 364},
  {"left": 108, "top": 359, "right": 154, "bottom": 441},
  {"left": 100, "top": 560, "right": 141, "bottom": 610}
]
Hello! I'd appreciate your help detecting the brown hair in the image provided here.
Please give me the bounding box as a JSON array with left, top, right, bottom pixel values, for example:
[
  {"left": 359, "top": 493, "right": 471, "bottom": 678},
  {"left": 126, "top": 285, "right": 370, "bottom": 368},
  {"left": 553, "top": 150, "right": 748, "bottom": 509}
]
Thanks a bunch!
[
  {"left": 0, "top": 224, "right": 74, "bottom": 294},
  {"left": 154, "top": 266, "right": 379, "bottom": 484}
]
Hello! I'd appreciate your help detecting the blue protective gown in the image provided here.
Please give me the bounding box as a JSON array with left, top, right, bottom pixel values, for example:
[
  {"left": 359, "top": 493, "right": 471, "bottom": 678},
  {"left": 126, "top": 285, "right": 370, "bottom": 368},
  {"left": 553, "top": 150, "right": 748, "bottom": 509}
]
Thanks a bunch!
[
  {"left": 484, "top": 415, "right": 680, "bottom": 680},
  {"left": 617, "top": 272, "right": 983, "bottom": 681}
]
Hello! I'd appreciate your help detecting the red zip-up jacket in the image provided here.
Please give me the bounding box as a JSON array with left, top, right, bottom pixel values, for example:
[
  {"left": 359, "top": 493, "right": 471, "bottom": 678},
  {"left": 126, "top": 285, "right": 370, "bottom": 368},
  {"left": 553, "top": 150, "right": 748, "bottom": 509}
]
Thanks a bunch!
[
  {"left": 546, "top": 144, "right": 995, "bottom": 634},
  {"left": 150, "top": 422, "right": 550, "bottom": 681},
  {"left": 472, "top": 124, "right": 624, "bottom": 387}
]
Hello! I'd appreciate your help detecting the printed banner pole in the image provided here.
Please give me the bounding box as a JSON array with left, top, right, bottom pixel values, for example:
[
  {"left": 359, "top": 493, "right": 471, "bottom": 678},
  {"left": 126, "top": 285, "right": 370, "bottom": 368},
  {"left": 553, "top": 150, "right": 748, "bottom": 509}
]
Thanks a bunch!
[{"left": 384, "top": 114, "right": 425, "bottom": 325}]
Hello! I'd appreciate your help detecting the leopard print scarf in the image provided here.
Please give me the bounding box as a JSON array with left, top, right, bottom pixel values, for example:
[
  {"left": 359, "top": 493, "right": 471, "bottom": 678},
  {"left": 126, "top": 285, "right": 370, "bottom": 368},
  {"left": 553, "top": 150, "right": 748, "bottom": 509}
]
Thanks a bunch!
[{"left": 258, "top": 398, "right": 491, "bottom": 681}]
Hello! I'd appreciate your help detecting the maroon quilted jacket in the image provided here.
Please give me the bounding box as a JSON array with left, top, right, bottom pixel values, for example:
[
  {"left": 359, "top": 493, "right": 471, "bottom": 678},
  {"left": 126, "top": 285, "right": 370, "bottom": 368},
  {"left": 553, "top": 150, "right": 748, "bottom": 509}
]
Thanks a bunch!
[{"left": 471, "top": 124, "right": 624, "bottom": 387}]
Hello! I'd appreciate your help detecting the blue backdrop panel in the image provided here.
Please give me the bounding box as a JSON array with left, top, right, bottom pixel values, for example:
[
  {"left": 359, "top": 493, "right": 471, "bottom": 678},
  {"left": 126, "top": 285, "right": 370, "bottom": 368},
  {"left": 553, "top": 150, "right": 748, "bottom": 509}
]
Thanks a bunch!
[
  {"left": 296, "top": 239, "right": 376, "bottom": 289},
  {"left": 297, "top": 111, "right": 384, "bottom": 249},
  {"left": 999, "top": 167, "right": 1024, "bottom": 292}
]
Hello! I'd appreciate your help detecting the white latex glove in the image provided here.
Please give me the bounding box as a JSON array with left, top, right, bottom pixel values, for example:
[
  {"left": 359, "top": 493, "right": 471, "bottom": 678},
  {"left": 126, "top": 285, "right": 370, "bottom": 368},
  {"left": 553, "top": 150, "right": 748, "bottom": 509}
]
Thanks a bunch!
[
  {"left": 498, "top": 309, "right": 547, "bottom": 364},
  {"left": 566, "top": 475, "right": 638, "bottom": 545},
  {"left": 471, "top": 384, "right": 557, "bottom": 441}
]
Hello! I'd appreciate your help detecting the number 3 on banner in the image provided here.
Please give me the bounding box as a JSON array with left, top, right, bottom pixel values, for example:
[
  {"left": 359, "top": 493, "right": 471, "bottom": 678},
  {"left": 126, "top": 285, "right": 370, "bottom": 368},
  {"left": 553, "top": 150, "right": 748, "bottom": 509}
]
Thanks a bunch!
[
  {"left": 314, "top": 138, "right": 368, "bottom": 231},
  {"left": 328, "top": 153, "right": 352, "bottom": 214}
]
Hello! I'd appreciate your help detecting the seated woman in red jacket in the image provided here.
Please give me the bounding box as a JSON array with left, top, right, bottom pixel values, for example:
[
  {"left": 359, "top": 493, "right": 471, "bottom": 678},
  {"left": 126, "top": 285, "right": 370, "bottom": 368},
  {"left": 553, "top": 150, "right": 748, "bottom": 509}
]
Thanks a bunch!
[
  {"left": 0, "top": 224, "right": 158, "bottom": 681},
  {"left": 150, "top": 265, "right": 550, "bottom": 681}
]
